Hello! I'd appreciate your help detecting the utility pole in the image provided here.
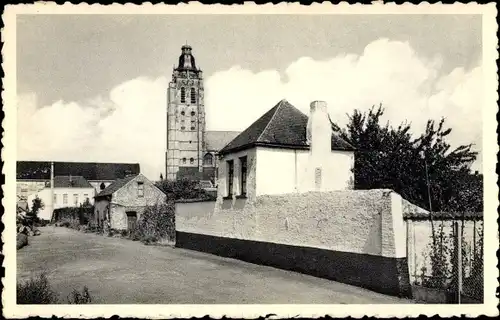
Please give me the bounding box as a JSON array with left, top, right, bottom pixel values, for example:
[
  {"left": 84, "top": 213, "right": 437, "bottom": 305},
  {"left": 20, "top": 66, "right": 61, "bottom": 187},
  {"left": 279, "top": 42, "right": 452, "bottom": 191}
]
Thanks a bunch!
[
  {"left": 50, "top": 161, "right": 55, "bottom": 222},
  {"left": 421, "top": 150, "right": 436, "bottom": 246}
]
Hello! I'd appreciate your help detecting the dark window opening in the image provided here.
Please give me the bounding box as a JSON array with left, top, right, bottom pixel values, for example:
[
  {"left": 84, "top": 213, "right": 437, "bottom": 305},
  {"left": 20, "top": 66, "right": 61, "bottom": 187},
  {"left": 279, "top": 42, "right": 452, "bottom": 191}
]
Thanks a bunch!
[
  {"left": 181, "top": 111, "right": 185, "bottom": 116},
  {"left": 137, "top": 182, "right": 144, "bottom": 197},
  {"left": 203, "top": 153, "right": 214, "bottom": 166},
  {"left": 191, "top": 126, "right": 196, "bottom": 131},
  {"left": 191, "top": 111, "right": 196, "bottom": 116},
  {"left": 182, "top": 158, "right": 187, "bottom": 164},
  {"left": 190, "top": 157, "right": 195, "bottom": 164},
  {"left": 190, "top": 88, "right": 196, "bottom": 104},
  {"left": 181, "top": 126, "right": 185, "bottom": 130},
  {"left": 240, "top": 156, "right": 247, "bottom": 196},
  {"left": 227, "top": 160, "right": 234, "bottom": 196},
  {"left": 180, "top": 87, "right": 186, "bottom": 103}
]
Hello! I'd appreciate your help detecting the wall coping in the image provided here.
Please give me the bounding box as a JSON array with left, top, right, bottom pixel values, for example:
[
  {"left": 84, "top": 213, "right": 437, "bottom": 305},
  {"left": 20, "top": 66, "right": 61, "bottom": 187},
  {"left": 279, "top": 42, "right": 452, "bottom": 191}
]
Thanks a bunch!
[{"left": 175, "top": 198, "right": 217, "bottom": 204}]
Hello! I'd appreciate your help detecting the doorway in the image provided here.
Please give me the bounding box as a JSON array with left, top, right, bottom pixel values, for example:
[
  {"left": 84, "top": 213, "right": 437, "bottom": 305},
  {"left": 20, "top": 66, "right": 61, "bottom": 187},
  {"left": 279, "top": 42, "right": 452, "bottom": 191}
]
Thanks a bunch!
[{"left": 126, "top": 211, "right": 138, "bottom": 231}]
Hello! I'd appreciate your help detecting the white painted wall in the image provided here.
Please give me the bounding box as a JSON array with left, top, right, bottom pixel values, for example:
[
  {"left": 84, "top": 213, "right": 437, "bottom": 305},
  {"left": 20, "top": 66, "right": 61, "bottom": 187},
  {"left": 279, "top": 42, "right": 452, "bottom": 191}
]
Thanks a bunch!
[
  {"left": 176, "top": 189, "right": 407, "bottom": 258},
  {"left": 255, "top": 147, "right": 354, "bottom": 196},
  {"left": 53, "top": 187, "right": 95, "bottom": 209},
  {"left": 217, "top": 148, "right": 257, "bottom": 199}
]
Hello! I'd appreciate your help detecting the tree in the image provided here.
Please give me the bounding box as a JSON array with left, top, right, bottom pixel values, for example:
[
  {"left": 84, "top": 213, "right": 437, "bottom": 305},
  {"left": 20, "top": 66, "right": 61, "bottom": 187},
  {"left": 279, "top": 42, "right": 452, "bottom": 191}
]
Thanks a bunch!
[
  {"left": 155, "top": 178, "right": 213, "bottom": 201},
  {"left": 27, "top": 196, "right": 45, "bottom": 225},
  {"left": 333, "top": 104, "right": 481, "bottom": 213}
]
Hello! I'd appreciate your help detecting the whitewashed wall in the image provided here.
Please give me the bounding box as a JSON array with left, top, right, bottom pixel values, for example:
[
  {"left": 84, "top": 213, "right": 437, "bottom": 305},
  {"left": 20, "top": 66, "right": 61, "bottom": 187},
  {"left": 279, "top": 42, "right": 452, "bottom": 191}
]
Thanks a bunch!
[{"left": 176, "top": 189, "right": 407, "bottom": 258}]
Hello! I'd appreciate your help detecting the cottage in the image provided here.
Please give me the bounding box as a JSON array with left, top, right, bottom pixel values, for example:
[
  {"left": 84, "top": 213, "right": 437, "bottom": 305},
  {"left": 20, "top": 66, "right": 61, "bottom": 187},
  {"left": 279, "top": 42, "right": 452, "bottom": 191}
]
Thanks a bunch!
[
  {"left": 217, "top": 99, "right": 356, "bottom": 199},
  {"left": 94, "top": 173, "right": 167, "bottom": 231}
]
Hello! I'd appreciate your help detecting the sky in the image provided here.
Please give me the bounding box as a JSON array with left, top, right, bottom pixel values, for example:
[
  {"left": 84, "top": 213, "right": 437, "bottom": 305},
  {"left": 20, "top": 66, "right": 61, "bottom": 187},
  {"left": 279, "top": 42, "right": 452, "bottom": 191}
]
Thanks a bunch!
[{"left": 16, "top": 14, "right": 483, "bottom": 180}]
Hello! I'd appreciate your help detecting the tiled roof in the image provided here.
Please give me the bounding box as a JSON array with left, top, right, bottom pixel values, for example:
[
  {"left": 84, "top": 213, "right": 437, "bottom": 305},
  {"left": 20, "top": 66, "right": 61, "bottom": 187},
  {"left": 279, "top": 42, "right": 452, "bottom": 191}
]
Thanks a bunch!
[
  {"left": 205, "top": 131, "right": 241, "bottom": 152},
  {"left": 16, "top": 161, "right": 140, "bottom": 180},
  {"left": 95, "top": 174, "right": 139, "bottom": 198},
  {"left": 219, "top": 99, "right": 355, "bottom": 155},
  {"left": 54, "top": 176, "right": 93, "bottom": 188}
]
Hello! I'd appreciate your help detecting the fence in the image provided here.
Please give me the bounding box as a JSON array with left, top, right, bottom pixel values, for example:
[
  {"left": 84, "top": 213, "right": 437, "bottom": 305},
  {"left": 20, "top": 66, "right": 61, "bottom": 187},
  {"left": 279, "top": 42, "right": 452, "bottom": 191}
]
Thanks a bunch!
[{"left": 405, "top": 212, "right": 483, "bottom": 303}]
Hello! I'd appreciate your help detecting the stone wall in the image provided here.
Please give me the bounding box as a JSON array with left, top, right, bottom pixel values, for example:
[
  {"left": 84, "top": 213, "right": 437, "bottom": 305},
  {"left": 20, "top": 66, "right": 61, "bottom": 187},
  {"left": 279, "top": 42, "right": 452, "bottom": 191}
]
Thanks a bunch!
[{"left": 176, "top": 189, "right": 412, "bottom": 297}]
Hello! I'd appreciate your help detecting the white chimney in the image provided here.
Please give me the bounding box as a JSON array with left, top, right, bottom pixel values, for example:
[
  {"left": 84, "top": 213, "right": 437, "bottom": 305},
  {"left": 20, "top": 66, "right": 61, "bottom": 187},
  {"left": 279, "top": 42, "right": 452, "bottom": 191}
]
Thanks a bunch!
[{"left": 306, "top": 101, "right": 332, "bottom": 190}]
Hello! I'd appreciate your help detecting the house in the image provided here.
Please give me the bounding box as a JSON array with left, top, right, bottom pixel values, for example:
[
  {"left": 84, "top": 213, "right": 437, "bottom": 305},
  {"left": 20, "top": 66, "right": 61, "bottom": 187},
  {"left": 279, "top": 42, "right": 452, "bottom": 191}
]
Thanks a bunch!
[
  {"left": 16, "top": 161, "right": 141, "bottom": 196},
  {"left": 217, "top": 99, "right": 356, "bottom": 199},
  {"left": 26, "top": 175, "right": 95, "bottom": 221},
  {"left": 52, "top": 176, "right": 95, "bottom": 208},
  {"left": 94, "top": 173, "right": 167, "bottom": 231}
]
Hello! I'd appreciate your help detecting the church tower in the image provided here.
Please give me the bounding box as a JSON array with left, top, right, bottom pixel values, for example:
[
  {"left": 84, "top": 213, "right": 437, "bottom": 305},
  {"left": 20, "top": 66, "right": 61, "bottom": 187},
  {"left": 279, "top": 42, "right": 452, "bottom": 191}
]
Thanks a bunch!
[{"left": 166, "top": 44, "right": 205, "bottom": 181}]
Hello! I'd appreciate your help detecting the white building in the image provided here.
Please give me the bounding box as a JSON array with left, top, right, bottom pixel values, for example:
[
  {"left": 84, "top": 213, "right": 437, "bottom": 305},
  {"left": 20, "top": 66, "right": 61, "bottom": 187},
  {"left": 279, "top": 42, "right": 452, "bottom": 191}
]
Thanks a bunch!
[
  {"left": 217, "top": 99, "right": 355, "bottom": 200},
  {"left": 27, "top": 176, "right": 95, "bottom": 221}
]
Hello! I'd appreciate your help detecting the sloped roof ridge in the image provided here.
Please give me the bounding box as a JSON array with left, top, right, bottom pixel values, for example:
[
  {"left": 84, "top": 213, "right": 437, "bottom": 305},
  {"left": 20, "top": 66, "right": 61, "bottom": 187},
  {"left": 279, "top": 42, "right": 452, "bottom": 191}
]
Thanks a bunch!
[{"left": 257, "top": 99, "right": 285, "bottom": 143}]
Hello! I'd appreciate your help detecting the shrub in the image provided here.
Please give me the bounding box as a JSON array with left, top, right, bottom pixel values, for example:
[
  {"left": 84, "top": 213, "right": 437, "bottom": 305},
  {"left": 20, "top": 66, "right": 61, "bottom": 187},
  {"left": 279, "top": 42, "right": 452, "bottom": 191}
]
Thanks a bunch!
[
  {"left": 136, "top": 203, "right": 175, "bottom": 244},
  {"left": 60, "top": 221, "right": 70, "bottom": 228},
  {"left": 67, "top": 286, "right": 92, "bottom": 304},
  {"left": 17, "top": 233, "right": 29, "bottom": 250},
  {"left": 17, "top": 273, "right": 58, "bottom": 304}
]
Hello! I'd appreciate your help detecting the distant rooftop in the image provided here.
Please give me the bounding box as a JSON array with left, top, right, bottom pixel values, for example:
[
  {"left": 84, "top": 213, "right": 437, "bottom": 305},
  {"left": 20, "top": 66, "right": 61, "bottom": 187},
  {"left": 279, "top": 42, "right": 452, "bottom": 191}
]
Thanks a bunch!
[
  {"left": 54, "top": 176, "right": 93, "bottom": 189},
  {"left": 95, "top": 174, "right": 139, "bottom": 198},
  {"left": 17, "top": 161, "right": 140, "bottom": 181}
]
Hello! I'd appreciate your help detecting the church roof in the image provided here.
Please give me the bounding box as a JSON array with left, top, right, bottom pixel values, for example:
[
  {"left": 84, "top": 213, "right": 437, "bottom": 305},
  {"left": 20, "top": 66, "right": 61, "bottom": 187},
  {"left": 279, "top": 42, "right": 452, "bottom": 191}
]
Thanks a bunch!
[
  {"left": 54, "top": 176, "right": 93, "bottom": 188},
  {"left": 17, "top": 161, "right": 140, "bottom": 181},
  {"left": 219, "top": 99, "right": 355, "bottom": 155},
  {"left": 205, "top": 131, "right": 241, "bottom": 152}
]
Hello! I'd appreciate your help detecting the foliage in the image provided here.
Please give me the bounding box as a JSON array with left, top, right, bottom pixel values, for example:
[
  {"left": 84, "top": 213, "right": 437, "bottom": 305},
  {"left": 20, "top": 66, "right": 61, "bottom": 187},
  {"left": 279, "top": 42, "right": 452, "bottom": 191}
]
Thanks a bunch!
[
  {"left": 17, "top": 273, "right": 58, "bottom": 304},
  {"left": 155, "top": 178, "right": 214, "bottom": 201},
  {"left": 17, "top": 233, "right": 29, "bottom": 250},
  {"left": 17, "top": 273, "right": 95, "bottom": 304},
  {"left": 332, "top": 104, "right": 482, "bottom": 213},
  {"left": 420, "top": 222, "right": 452, "bottom": 289},
  {"left": 24, "top": 196, "right": 45, "bottom": 227},
  {"left": 135, "top": 203, "right": 176, "bottom": 244},
  {"left": 67, "top": 286, "right": 92, "bottom": 304},
  {"left": 53, "top": 205, "right": 94, "bottom": 225}
]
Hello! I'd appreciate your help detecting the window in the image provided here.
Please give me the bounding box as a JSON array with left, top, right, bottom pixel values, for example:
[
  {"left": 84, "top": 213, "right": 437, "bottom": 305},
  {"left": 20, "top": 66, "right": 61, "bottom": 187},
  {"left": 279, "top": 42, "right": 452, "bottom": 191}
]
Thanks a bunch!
[
  {"left": 100, "top": 182, "right": 106, "bottom": 190},
  {"left": 182, "top": 158, "right": 187, "bottom": 164},
  {"left": 190, "top": 88, "right": 196, "bottom": 104},
  {"left": 203, "top": 153, "right": 214, "bottom": 166},
  {"left": 181, "top": 111, "right": 185, "bottom": 116},
  {"left": 137, "top": 182, "right": 144, "bottom": 197},
  {"left": 63, "top": 194, "right": 68, "bottom": 205},
  {"left": 240, "top": 156, "right": 247, "bottom": 196},
  {"left": 227, "top": 160, "right": 234, "bottom": 196},
  {"left": 180, "top": 87, "right": 186, "bottom": 103},
  {"left": 191, "top": 126, "right": 196, "bottom": 131},
  {"left": 190, "top": 157, "right": 195, "bottom": 164},
  {"left": 191, "top": 111, "right": 196, "bottom": 116},
  {"left": 74, "top": 194, "right": 79, "bottom": 205},
  {"left": 181, "top": 126, "right": 186, "bottom": 130}
]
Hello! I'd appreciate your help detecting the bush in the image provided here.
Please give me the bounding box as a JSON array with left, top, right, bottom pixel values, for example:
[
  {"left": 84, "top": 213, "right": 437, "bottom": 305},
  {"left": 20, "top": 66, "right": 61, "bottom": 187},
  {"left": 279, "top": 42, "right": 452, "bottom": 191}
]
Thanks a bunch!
[
  {"left": 67, "top": 286, "right": 92, "bottom": 304},
  {"left": 17, "top": 273, "right": 58, "bottom": 304},
  {"left": 135, "top": 203, "right": 175, "bottom": 244},
  {"left": 17, "top": 233, "right": 29, "bottom": 250}
]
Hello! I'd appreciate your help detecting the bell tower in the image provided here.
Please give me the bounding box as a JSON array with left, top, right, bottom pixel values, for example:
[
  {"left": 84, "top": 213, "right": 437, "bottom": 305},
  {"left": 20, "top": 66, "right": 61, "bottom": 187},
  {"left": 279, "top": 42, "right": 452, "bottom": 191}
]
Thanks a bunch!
[{"left": 166, "top": 44, "right": 205, "bottom": 181}]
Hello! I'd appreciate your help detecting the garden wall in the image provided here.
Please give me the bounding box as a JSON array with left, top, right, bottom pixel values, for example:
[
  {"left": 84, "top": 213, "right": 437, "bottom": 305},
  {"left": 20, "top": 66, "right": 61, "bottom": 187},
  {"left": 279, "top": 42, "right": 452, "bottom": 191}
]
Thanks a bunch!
[{"left": 175, "top": 189, "right": 412, "bottom": 297}]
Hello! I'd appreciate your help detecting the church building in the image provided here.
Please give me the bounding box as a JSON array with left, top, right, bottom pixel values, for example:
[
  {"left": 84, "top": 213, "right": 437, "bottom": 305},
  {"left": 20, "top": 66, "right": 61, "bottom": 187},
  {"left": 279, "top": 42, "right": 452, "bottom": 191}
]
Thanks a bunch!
[{"left": 166, "top": 45, "right": 240, "bottom": 183}]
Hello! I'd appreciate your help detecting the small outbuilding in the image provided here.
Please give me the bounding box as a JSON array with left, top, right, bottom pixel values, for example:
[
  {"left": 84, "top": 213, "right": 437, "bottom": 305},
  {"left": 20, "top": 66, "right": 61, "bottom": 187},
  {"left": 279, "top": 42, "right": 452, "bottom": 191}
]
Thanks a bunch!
[{"left": 94, "top": 173, "right": 167, "bottom": 231}]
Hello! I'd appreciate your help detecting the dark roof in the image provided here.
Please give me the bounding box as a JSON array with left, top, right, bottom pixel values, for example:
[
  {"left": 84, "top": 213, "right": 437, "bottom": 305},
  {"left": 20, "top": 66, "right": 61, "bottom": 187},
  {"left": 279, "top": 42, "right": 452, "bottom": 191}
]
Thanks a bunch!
[
  {"left": 95, "top": 174, "right": 139, "bottom": 198},
  {"left": 205, "top": 131, "right": 241, "bottom": 152},
  {"left": 219, "top": 99, "right": 355, "bottom": 155},
  {"left": 54, "top": 176, "right": 93, "bottom": 188},
  {"left": 17, "top": 161, "right": 140, "bottom": 180}
]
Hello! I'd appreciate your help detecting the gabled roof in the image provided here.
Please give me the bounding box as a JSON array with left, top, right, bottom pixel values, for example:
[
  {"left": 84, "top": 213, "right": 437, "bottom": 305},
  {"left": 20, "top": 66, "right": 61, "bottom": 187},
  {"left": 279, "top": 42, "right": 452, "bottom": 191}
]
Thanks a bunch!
[
  {"left": 95, "top": 174, "right": 139, "bottom": 198},
  {"left": 219, "top": 99, "right": 355, "bottom": 155},
  {"left": 205, "top": 131, "right": 241, "bottom": 152},
  {"left": 54, "top": 176, "right": 93, "bottom": 188},
  {"left": 16, "top": 161, "right": 140, "bottom": 181}
]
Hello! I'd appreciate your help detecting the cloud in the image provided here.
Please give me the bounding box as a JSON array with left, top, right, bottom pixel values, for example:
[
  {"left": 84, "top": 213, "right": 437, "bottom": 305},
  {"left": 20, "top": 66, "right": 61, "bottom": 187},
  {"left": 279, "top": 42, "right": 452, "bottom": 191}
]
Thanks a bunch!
[{"left": 17, "top": 39, "right": 482, "bottom": 179}]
